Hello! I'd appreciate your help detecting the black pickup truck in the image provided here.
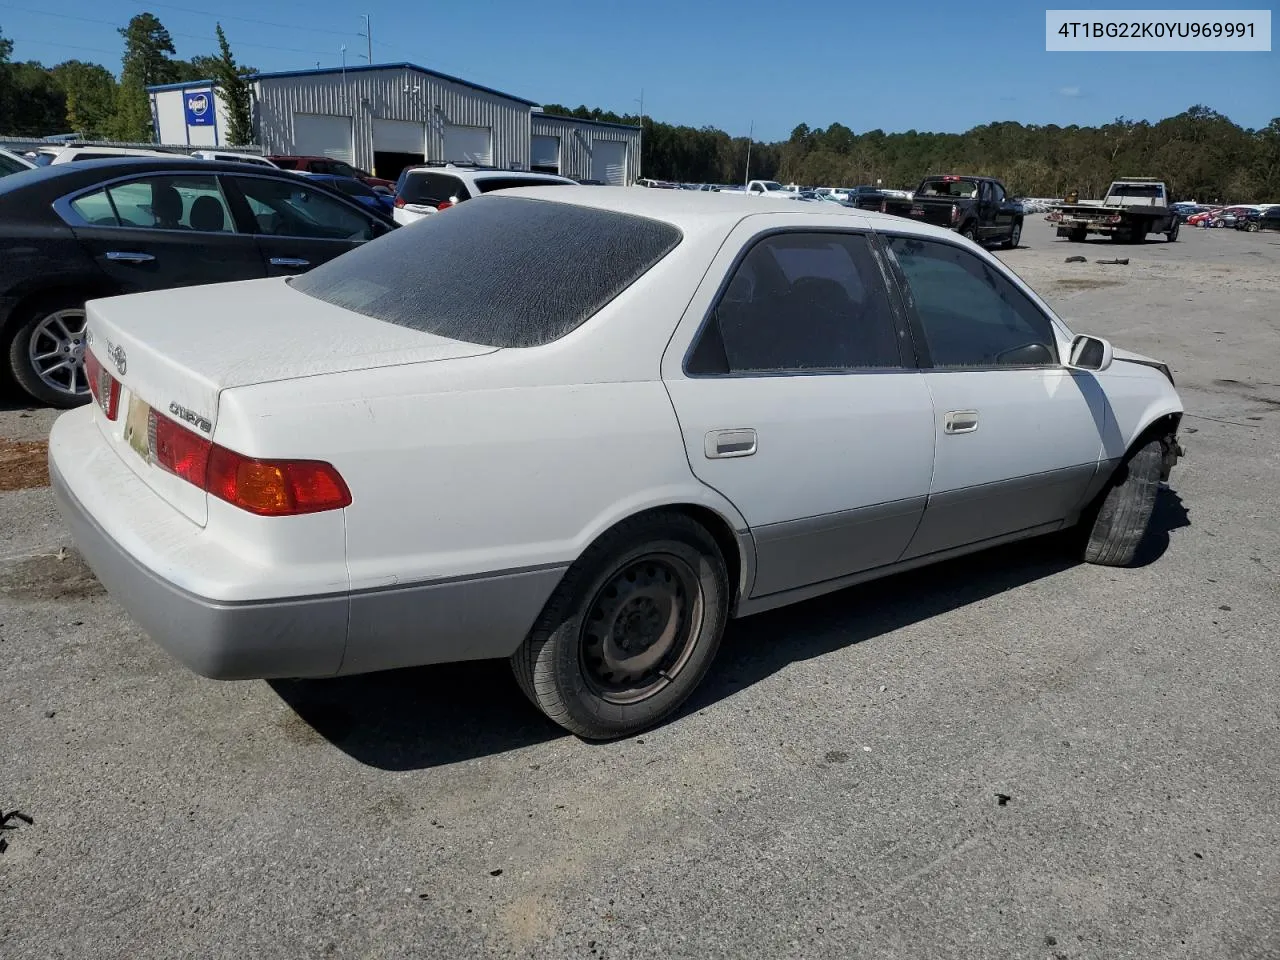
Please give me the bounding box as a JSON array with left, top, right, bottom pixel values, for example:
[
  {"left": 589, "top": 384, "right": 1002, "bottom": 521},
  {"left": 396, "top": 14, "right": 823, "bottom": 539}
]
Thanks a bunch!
[{"left": 856, "top": 175, "right": 1023, "bottom": 248}]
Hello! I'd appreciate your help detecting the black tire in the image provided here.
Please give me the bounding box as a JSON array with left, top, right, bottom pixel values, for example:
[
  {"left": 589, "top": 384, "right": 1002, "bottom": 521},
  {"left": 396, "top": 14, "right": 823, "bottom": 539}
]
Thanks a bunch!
[
  {"left": 1081, "top": 439, "right": 1163, "bottom": 567},
  {"left": 1245, "top": 221, "right": 1259, "bottom": 233},
  {"left": 1166, "top": 220, "right": 1180, "bottom": 241},
  {"left": 5, "top": 293, "right": 92, "bottom": 408},
  {"left": 1068, "top": 227, "right": 1087, "bottom": 242},
  {"left": 961, "top": 224, "right": 977, "bottom": 243},
  {"left": 511, "top": 512, "right": 730, "bottom": 739},
  {"left": 1002, "top": 219, "right": 1022, "bottom": 249}
]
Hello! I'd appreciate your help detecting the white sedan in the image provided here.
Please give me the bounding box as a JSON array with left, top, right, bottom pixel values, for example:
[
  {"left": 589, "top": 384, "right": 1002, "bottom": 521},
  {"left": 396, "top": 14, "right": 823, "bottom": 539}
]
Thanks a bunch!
[{"left": 50, "top": 189, "right": 1184, "bottom": 739}]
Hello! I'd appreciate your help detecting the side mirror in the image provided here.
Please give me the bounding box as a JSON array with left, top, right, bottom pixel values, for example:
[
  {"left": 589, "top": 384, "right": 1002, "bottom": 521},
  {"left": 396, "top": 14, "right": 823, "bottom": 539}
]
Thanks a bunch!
[{"left": 1066, "top": 334, "right": 1113, "bottom": 371}]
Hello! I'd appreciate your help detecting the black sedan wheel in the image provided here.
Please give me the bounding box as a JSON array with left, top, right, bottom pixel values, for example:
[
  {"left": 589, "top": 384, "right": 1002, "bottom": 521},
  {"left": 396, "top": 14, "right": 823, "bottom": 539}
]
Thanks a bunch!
[{"left": 7, "top": 296, "right": 91, "bottom": 408}]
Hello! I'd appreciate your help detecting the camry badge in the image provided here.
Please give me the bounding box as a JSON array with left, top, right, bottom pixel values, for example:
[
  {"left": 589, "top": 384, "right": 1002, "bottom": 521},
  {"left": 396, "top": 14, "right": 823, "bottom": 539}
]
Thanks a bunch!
[{"left": 106, "top": 340, "right": 127, "bottom": 376}]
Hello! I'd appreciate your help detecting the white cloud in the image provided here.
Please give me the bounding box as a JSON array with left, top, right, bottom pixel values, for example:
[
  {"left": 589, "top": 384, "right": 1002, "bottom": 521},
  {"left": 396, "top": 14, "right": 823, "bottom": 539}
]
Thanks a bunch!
[{"left": 1059, "top": 85, "right": 1082, "bottom": 97}]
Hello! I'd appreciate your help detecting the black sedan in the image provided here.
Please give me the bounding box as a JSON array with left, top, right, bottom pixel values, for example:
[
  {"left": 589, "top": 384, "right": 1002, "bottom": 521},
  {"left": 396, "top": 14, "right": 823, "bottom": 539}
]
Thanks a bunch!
[{"left": 0, "top": 158, "right": 395, "bottom": 407}]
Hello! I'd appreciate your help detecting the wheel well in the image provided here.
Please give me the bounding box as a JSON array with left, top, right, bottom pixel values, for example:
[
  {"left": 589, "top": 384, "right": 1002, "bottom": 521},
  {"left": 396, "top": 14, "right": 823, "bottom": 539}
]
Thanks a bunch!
[
  {"left": 1131, "top": 412, "right": 1181, "bottom": 453},
  {"left": 593, "top": 504, "right": 747, "bottom": 608},
  {"left": 0, "top": 280, "right": 115, "bottom": 340}
]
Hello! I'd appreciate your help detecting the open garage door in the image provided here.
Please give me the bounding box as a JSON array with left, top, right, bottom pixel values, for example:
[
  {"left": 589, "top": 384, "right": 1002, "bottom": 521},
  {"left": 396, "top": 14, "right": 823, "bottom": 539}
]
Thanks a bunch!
[
  {"left": 443, "top": 124, "right": 492, "bottom": 165},
  {"left": 292, "top": 114, "right": 353, "bottom": 163},
  {"left": 530, "top": 135, "right": 560, "bottom": 174},
  {"left": 373, "top": 118, "right": 425, "bottom": 181},
  {"left": 591, "top": 139, "right": 628, "bottom": 185}
]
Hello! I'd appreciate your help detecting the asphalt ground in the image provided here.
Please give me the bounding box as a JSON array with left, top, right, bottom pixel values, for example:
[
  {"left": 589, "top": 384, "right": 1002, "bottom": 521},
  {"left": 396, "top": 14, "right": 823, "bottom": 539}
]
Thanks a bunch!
[{"left": 2, "top": 216, "right": 1278, "bottom": 959}]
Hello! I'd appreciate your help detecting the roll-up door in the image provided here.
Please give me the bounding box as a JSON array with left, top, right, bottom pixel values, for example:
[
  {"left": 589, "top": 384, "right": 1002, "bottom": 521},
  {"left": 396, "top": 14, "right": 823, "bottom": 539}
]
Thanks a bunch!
[
  {"left": 373, "top": 119, "right": 425, "bottom": 154},
  {"left": 530, "top": 135, "right": 560, "bottom": 173},
  {"left": 292, "top": 114, "right": 353, "bottom": 163},
  {"left": 443, "top": 124, "right": 492, "bottom": 164},
  {"left": 591, "top": 139, "right": 627, "bottom": 185}
]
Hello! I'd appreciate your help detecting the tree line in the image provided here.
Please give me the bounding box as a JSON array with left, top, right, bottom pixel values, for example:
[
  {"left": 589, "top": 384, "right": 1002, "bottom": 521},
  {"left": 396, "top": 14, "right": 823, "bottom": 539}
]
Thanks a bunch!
[
  {"left": 0, "top": 13, "right": 252, "bottom": 144},
  {"left": 542, "top": 104, "right": 1280, "bottom": 204},
  {"left": 3, "top": 14, "right": 1275, "bottom": 203}
]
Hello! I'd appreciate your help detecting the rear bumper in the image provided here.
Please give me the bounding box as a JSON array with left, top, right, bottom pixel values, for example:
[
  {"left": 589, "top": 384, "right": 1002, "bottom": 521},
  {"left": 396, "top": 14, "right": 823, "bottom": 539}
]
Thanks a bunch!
[
  {"left": 52, "top": 459, "right": 349, "bottom": 679},
  {"left": 50, "top": 410, "right": 568, "bottom": 680}
]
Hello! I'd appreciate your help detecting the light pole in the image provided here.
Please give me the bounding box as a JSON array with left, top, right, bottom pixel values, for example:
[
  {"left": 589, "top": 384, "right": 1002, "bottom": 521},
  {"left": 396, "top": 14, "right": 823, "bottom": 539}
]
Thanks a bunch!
[
  {"left": 359, "top": 15, "right": 372, "bottom": 64},
  {"left": 744, "top": 119, "right": 753, "bottom": 186},
  {"left": 634, "top": 89, "right": 644, "bottom": 182}
]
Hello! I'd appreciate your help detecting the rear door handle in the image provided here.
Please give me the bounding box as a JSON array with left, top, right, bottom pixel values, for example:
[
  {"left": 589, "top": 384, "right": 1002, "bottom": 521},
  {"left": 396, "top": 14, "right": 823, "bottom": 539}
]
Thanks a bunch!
[
  {"left": 705, "top": 428, "right": 757, "bottom": 459},
  {"left": 105, "top": 251, "right": 155, "bottom": 263},
  {"left": 943, "top": 410, "right": 979, "bottom": 434},
  {"left": 269, "top": 257, "right": 310, "bottom": 268}
]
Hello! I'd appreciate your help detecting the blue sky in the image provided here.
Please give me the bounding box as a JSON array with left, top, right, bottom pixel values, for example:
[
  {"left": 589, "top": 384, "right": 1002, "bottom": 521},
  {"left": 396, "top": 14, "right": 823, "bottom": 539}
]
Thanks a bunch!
[{"left": 2, "top": 0, "right": 1276, "bottom": 139}]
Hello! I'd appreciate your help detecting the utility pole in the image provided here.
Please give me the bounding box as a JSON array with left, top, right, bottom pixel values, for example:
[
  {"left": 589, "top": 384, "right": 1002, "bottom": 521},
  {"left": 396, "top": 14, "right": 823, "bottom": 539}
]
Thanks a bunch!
[
  {"left": 359, "top": 15, "right": 372, "bottom": 64},
  {"left": 744, "top": 119, "right": 753, "bottom": 185},
  {"left": 634, "top": 89, "right": 644, "bottom": 182}
]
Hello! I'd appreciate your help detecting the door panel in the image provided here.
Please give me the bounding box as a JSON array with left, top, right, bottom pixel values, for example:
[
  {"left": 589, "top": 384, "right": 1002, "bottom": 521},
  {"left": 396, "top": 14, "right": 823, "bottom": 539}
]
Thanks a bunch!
[
  {"left": 67, "top": 173, "right": 264, "bottom": 292},
  {"left": 227, "top": 174, "right": 376, "bottom": 276},
  {"left": 664, "top": 219, "right": 934, "bottom": 598},
  {"left": 882, "top": 233, "right": 1105, "bottom": 557}
]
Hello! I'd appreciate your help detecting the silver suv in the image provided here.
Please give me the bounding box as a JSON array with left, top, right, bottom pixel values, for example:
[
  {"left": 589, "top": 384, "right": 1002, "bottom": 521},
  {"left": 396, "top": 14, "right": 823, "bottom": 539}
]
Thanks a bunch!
[{"left": 392, "top": 164, "right": 576, "bottom": 225}]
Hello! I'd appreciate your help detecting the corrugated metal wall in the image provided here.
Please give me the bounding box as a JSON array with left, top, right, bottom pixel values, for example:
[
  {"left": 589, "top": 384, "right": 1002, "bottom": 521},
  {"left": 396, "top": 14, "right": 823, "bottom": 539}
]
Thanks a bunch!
[
  {"left": 254, "top": 66, "right": 532, "bottom": 173},
  {"left": 530, "top": 115, "right": 640, "bottom": 185}
]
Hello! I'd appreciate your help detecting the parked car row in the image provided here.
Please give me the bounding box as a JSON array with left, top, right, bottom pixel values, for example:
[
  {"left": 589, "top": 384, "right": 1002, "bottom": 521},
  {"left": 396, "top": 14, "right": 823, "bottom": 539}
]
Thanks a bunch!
[{"left": 0, "top": 158, "right": 396, "bottom": 407}]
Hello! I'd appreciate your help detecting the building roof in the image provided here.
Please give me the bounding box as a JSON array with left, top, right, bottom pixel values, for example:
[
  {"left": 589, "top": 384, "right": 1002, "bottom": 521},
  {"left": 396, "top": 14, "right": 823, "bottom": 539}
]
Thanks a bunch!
[
  {"left": 245, "top": 62, "right": 539, "bottom": 106},
  {"left": 533, "top": 113, "right": 641, "bottom": 132},
  {"left": 146, "top": 78, "right": 216, "bottom": 92}
]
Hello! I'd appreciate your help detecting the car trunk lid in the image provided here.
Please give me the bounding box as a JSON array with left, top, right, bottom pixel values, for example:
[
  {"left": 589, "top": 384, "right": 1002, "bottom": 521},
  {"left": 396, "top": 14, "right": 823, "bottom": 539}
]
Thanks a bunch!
[{"left": 84, "top": 277, "right": 497, "bottom": 525}]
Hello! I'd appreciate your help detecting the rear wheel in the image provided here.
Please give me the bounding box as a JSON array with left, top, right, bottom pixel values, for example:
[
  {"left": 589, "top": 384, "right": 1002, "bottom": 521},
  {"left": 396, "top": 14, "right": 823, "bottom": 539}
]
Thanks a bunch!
[
  {"left": 1068, "top": 227, "right": 1087, "bottom": 242},
  {"left": 1245, "top": 221, "right": 1259, "bottom": 233},
  {"left": 5, "top": 295, "right": 92, "bottom": 408},
  {"left": 1166, "top": 220, "right": 1180, "bottom": 242},
  {"left": 511, "top": 512, "right": 729, "bottom": 739},
  {"left": 1079, "top": 439, "right": 1164, "bottom": 567}
]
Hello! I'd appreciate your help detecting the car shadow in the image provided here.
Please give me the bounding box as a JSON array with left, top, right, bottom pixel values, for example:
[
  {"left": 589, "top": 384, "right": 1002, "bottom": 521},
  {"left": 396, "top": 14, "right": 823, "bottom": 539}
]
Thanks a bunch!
[{"left": 272, "top": 488, "right": 1189, "bottom": 770}]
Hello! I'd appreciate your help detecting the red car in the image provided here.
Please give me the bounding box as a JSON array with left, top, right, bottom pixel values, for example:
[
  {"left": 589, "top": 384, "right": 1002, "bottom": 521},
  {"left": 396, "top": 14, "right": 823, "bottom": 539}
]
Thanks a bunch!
[{"left": 268, "top": 155, "right": 394, "bottom": 189}]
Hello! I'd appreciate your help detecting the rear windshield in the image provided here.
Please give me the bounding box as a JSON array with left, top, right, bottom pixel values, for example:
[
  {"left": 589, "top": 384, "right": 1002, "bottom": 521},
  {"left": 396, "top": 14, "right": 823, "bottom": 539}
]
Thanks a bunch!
[
  {"left": 290, "top": 195, "right": 682, "bottom": 348},
  {"left": 399, "top": 171, "right": 470, "bottom": 205},
  {"left": 917, "top": 178, "right": 978, "bottom": 198},
  {"left": 1109, "top": 183, "right": 1163, "bottom": 198}
]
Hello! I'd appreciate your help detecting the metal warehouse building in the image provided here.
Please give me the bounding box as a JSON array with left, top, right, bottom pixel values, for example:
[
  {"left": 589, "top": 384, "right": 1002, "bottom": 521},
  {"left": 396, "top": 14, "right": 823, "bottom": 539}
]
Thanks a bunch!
[
  {"left": 530, "top": 113, "right": 639, "bottom": 185},
  {"left": 148, "top": 63, "right": 640, "bottom": 185}
]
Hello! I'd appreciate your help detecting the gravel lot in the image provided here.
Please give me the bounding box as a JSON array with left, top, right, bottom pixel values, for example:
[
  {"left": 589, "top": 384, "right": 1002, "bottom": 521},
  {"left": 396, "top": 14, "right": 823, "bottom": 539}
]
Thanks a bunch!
[{"left": 2, "top": 218, "right": 1278, "bottom": 959}]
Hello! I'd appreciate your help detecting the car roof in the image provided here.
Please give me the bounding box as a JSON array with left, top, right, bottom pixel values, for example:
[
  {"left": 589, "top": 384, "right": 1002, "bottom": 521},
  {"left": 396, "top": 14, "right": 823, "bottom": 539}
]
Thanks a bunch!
[
  {"left": 487, "top": 185, "right": 954, "bottom": 237},
  {"left": 0, "top": 157, "right": 391, "bottom": 218}
]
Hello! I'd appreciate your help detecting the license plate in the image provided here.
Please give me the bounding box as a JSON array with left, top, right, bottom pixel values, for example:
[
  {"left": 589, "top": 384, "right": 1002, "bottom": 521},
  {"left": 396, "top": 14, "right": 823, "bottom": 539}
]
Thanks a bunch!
[
  {"left": 910, "top": 206, "right": 925, "bottom": 216},
  {"left": 123, "top": 394, "right": 152, "bottom": 460}
]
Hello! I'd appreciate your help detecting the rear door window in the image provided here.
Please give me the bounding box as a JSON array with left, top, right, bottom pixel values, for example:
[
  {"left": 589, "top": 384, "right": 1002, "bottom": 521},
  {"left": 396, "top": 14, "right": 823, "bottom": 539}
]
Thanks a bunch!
[
  {"left": 76, "top": 174, "right": 236, "bottom": 232},
  {"left": 291, "top": 195, "right": 681, "bottom": 347},
  {"left": 687, "top": 232, "right": 902, "bottom": 375}
]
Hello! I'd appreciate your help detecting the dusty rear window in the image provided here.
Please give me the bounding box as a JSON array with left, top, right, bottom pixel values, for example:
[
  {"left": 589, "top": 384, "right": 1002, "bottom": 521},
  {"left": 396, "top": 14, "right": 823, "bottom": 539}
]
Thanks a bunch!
[{"left": 290, "top": 195, "right": 682, "bottom": 348}]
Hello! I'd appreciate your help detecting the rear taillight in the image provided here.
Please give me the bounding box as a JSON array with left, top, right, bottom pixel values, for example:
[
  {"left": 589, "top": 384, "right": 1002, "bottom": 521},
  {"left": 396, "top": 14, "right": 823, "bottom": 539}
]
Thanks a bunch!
[
  {"left": 879, "top": 200, "right": 887, "bottom": 213},
  {"left": 436, "top": 200, "right": 454, "bottom": 211},
  {"left": 85, "top": 350, "right": 120, "bottom": 420},
  {"left": 148, "top": 409, "right": 351, "bottom": 516},
  {"left": 950, "top": 204, "right": 959, "bottom": 224},
  {"left": 394, "top": 196, "right": 405, "bottom": 207}
]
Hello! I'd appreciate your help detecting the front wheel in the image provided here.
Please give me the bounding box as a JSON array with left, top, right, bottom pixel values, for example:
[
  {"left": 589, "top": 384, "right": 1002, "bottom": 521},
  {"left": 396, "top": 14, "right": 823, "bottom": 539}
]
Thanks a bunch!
[
  {"left": 1080, "top": 439, "right": 1164, "bottom": 567},
  {"left": 511, "top": 512, "right": 730, "bottom": 739},
  {"left": 5, "top": 295, "right": 92, "bottom": 408}
]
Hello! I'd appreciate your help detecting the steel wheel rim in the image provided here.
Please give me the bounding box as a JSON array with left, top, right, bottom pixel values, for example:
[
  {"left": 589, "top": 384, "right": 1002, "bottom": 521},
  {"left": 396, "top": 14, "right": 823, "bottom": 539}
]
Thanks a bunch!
[
  {"left": 1010, "top": 223, "right": 1021, "bottom": 246},
  {"left": 579, "top": 553, "right": 704, "bottom": 705},
  {"left": 28, "top": 308, "right": 89, "bottom": 398}
]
